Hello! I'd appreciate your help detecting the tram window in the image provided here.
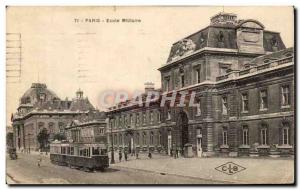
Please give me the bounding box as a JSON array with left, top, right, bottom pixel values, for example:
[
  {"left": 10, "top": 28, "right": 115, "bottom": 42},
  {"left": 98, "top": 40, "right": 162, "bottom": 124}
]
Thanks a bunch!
[
  {"left": 92, "top": 147, "right": 100, "bottom": 155},
  {"left": 67, "top": 147, "right": 70, "bottom": 155},
  {"left": 100, "top": 149, "right": 107, "bottom": 155}
]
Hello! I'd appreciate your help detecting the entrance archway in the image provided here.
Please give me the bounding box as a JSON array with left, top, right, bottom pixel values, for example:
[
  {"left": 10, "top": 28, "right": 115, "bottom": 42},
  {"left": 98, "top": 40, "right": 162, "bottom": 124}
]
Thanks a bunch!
[{"left": 176, "top": 110, "right": 189, "bottom": 149}]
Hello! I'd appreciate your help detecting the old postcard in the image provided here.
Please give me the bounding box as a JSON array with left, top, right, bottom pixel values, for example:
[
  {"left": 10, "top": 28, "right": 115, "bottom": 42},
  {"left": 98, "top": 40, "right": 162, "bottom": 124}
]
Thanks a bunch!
[{"left": 6, "top": 6, "right": 295, "bottom": 185}]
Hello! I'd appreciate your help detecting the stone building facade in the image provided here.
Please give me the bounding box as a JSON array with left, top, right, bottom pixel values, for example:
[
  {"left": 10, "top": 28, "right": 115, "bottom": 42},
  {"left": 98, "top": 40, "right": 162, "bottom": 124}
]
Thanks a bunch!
[
  {"left": 107, "top": 12, "right": 294, "bottom": 157},
  {"left": 107, "top": 83, "right": 164, "bottom": 153},
  {"left": 65, "top": 119, "right": 107, "bottom": 144},
  {"left": 11, "top": 83, "right": 103, "bottom": 152}
]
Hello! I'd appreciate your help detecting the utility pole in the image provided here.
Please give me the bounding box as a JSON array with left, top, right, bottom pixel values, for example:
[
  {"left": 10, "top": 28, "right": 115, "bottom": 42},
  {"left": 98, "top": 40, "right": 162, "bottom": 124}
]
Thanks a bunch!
[{"left": 109, "top": 114, "right": 115, "bottom": 164}]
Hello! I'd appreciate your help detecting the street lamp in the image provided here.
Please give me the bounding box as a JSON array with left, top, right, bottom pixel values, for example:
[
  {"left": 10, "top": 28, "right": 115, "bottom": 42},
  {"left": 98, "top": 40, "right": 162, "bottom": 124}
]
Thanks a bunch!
[{"left": 109, "top": 114, "right": 115, "bottom": 164}]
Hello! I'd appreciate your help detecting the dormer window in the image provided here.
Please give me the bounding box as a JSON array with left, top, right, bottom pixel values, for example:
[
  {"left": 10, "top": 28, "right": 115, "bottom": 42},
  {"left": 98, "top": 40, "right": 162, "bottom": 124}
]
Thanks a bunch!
[
  {"left": 271, "top": 36, "right": 278, "bottom": 47},
  {"left": 39, "top": 93, "right": 46, "bottom": 102},
  {"left": 219, "top": 62, "right": 231, "bottom": 76}
]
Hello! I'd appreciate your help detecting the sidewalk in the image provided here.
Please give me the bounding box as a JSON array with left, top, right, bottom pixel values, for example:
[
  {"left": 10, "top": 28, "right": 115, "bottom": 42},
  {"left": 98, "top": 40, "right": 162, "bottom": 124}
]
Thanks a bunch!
[{"left": 111, "top": 155, "right": 294, "bottom": 184}]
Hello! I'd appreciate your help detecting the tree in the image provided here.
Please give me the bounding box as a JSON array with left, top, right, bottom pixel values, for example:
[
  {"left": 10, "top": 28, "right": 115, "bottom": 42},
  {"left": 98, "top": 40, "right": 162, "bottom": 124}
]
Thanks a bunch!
[
  {"left": 6, "top": 132, "right": 14, "bottom": 148},
  {"left": 37, "top": 128, "right": 50, "bottom": 151}
]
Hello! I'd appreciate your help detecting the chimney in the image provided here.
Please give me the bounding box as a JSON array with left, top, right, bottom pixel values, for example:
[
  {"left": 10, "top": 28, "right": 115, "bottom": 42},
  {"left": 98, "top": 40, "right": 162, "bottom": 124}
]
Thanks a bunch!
[
  {"left": 144, "top": 82, "right": 155, "bottom": 94},
  {"left": 210, "top": 12, "right": 237, "bottom": 26},
  {"left": 76, "top": 88, "right": 83, "bottom": 99}
]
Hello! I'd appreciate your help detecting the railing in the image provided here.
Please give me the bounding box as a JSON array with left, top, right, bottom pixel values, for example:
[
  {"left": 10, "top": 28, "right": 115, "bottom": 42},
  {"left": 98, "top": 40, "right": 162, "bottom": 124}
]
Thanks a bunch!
[
  {"left": 216, "top": 75, "right": 229, "bottom": 81},
  {"left": 217, "top": 56, "right": 293, "bottom": 81}
]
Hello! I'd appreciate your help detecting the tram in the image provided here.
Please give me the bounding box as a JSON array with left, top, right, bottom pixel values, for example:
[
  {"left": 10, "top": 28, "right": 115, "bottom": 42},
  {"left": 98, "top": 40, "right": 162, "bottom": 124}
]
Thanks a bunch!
[{"left": 50, "top": 140, "right": 109, "bottom": 171}]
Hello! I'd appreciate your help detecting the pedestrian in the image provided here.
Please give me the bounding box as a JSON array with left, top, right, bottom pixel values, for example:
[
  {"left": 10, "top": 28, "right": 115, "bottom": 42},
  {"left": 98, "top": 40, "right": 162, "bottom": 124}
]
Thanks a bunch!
[
  {"left": 173, "top": 149, "right": 176, "bottom": 159},
  {"left": 148, "top": 151, "right": 152, "bottom": 159},
  {"left": 37, "top": 153, "right": 42, "bottom": 167},
  {"left": 124, "top": 150, "right": 128, "bottom": 161},
  {"left": 118, "top": 150, "right": 122, "bottom": 162},
  {"left": 136, "top": 149, "right": 139, "bottom": 159},
  {"left": 176, "top": 148, "right": 179, "bottom": 158}
]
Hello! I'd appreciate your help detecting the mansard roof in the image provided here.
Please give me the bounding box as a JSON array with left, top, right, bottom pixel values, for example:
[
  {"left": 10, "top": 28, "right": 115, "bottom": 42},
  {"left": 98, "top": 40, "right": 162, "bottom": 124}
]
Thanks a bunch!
[{"left": 166, "top": 13, "right": 286, "bottom": 63}]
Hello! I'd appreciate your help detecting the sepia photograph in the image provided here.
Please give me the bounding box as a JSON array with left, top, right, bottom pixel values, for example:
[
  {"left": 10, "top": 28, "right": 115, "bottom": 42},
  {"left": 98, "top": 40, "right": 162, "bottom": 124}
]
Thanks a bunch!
[{"left": 5, "top": 6, "right": 295, "bottom": 185}]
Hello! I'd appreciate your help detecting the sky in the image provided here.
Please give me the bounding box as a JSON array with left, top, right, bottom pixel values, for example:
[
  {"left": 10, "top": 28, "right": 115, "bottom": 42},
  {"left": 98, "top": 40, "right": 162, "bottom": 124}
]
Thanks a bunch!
[{"left": 6, "top": 6, "right": 294, "bottom": 125}]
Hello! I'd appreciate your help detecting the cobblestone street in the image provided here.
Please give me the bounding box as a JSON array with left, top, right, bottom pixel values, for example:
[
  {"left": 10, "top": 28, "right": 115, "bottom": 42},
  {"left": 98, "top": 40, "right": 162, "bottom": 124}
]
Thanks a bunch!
[
  {"left": 6, "top": 153, "right": 227, "bottom": 184},
  {"left": 6, "top": 152, "right": 294, "bottom": 184}
]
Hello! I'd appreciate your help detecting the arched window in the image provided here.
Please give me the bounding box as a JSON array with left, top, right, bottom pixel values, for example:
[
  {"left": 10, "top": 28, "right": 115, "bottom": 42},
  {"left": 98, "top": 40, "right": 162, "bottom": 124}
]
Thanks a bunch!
[
  {"left": 150, "top": 132, "right": 154, "bottom": 145},
  {"left": 218, "top": 31, "right": 224, "bottom": 42},
  {"left": 242, "top": 125, "right": 249, "bottom": 145}
]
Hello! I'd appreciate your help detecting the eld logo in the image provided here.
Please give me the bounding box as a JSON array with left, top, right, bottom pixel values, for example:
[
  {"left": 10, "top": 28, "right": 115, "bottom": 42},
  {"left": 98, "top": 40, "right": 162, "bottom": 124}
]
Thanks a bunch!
[{"left": 215, "top": 162, "right": 246, "bottom": 175}]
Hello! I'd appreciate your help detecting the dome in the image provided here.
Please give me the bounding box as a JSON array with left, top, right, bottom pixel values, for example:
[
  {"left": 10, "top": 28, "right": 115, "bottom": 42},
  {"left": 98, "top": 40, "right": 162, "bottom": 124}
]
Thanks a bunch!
[{"left": 20, "top": 83, "right": 60, "bottom": 106}]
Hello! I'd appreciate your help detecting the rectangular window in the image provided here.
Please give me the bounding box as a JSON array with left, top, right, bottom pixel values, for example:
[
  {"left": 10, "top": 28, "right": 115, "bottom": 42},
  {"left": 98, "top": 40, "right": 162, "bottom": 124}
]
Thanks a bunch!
[
  {"left": 167, "top": 110, "right": 171, "bottom": 120},
  {"left": 119, "top": 118, "right": 122, "bottom": 128},
  {"left": 241, "top": 93, "right": 249, "bottom": 112},
  {"left": 136, "top": 134, "right": 140, "bottom": 145},
  {"left": 136, "top": 115, "right": 140, "bottom": 126},
  {"left": 124, "top": 117, "right": 128, "bottom": 127},
  {"left": 196, "top": 101, "right": 201, "bottom": 116},
  {"left": 181, "top": 74, "right": 185, "bottom": 88},
  {"left": 242, "top": 127, "right": 249, "bottom": 145},
  {"left": 143, "top": 113, "right": 146, "bottom": 124},
  {"left": 165, "top": 77, "right": 170, "bottom": 91},
  {"left": 158, "top": 132, "right": 161, "bottom": 145},
  {"left": 260, "top": 90, "right": 268, "bottom": 110},
  {"left": 157, "top": 112, "right": 161, "bottom": 123},
  {"left": 150, "top": 133, "right": 154, "bottom": 145},
  {"left": 115, "top": 119, "right": 118, "bottom": 128},
  {"left": 283, "top": 128, "right": 289, "bottom": 145},
  {"left": 223, "top": 129, "right": 228, "bottom": 145},
  {"left": 114, "top": 135, "right": 117, "bottom": 145},
  {"left": 195, "top": 67, "right": 201, "bottom": 83},
  {"left": 222, "top": 96, "right": 228, "bottom": 115},
  {"left": 281, "top": 85, "right": 290, "bottom": 107},
  {"left": 130, "top": 115, "right": 134, "bottom": 126},
  {"left": 150, "top": 112, "right": 154, "bottom": 124},
  {"left": 261, "top": 128, "right": 267, "bottom": 145}
]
